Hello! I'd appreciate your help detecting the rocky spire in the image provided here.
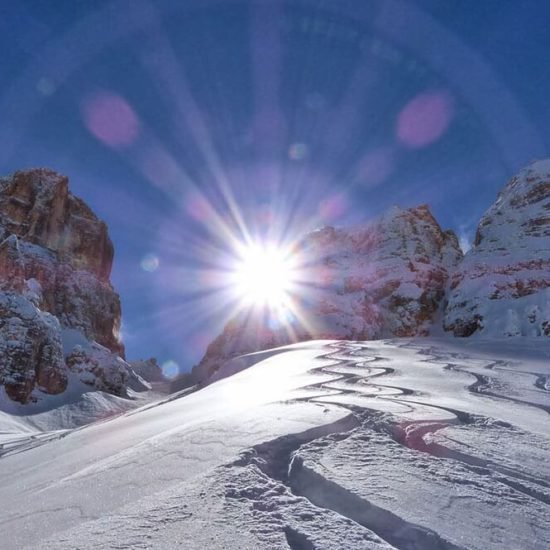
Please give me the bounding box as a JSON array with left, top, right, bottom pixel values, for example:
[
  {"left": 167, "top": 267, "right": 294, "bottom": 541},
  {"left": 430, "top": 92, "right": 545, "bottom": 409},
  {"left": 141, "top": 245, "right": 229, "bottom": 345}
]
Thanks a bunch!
[
  {"left": 0, "top": 169, "right": 146, "bottom": 403},
  {"left": 444, "top": 159, "right": 550, "bottom": 337}
]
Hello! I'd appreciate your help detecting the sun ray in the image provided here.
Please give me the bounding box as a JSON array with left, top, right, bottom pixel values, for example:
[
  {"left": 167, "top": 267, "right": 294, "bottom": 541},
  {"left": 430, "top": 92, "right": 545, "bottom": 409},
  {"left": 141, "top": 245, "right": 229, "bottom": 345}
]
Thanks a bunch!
[{"left": 230, "top": 242, "right": 298, "bottom": 308}]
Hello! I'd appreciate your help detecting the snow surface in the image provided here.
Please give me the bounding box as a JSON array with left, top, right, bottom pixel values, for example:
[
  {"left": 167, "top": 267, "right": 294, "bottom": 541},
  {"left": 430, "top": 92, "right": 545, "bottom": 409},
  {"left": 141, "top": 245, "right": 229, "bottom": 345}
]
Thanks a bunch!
[{"left": 0, "top": 338, "right": 549, "bottom": 549}]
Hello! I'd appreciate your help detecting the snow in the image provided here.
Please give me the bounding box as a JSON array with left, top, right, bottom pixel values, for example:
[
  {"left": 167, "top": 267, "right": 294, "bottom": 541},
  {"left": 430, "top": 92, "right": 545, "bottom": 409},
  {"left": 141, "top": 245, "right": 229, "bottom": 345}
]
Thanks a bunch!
[{"left": 0, "top": 338, "right": 548, "bottom": 548}]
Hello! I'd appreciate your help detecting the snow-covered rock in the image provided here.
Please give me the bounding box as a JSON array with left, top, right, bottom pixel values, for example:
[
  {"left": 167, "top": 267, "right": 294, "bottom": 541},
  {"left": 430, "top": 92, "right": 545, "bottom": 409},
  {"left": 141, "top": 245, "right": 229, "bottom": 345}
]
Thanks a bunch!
[
  {"left": 444, "top": 159, "right": 550, "bottom": 337},
  {"left": 66, "top": 342, "right": 149, "bottom": 397},
  {"left": 0, "top": 168, "right": 137, "bottom": 404},
  {"left": 0, "top": 169, "right": 122, "bottom": 354},
  {"left": 195, "top": 205, "right": 462, "bottom": 383},
  {"left": 0, "top": 235, "right": 123, "bottom": 355},
  {"left": 0, "top": 291, "right": 67, "bottom": 403}
]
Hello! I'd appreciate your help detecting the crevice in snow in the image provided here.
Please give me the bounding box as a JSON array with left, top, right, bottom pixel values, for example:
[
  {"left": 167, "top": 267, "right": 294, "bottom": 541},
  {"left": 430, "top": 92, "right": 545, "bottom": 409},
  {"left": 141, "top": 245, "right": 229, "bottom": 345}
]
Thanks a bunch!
[
  {"left": 232, "top": 409, "right": 463, "bottom": 550},
  {"left": 232, "top": 414, "right": 360, "bottom": 484},
  {"left": 284, "top": 525, "right": 317, "bottom": 550},
  {"left": 535, "top": 375, "right": 549, "bottom": 392},
  {"left": 288, "top": 454, "right": 463, "bottom": 550}
]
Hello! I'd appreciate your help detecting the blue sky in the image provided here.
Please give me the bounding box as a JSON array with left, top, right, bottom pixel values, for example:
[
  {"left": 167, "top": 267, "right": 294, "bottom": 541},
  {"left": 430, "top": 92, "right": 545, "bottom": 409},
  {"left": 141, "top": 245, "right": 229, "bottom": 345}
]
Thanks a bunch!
[{"left": 1, "top": 0, "right": 549, "bottom": 372}]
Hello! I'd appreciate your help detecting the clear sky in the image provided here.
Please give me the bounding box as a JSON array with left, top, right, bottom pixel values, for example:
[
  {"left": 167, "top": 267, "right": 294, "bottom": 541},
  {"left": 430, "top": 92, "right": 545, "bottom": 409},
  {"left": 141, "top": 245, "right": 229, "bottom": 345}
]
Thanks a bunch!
[{"left": 1, "top": 0, "right": 549, "bottom": 372}]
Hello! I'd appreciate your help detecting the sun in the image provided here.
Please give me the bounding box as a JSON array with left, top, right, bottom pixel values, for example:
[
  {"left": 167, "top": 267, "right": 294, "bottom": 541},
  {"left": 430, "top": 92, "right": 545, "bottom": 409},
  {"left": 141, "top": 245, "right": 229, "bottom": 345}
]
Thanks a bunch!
[{"left": 231, "top": 243, "right": 297, "bottom": 308}]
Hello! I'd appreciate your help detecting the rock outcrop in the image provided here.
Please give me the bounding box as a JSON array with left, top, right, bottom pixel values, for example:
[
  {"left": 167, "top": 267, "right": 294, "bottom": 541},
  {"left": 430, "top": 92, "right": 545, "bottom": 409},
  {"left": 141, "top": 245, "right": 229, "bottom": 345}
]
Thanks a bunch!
[
  {"left": 0, "top": 169, "right": 143, "bottom": 404},
  {"left": 194, "top": 204, "right": 463, "bottom": 383},
  {"left": 0, "top": 169, "right": 122, "bottom": 354},
  {"left": 444, "top": 159, "right": 550, "bottom": 337},
  {"left": 66, "top": 342, "right": 149, "bottom": 397},
  {"left": 0, "top": 291, "right": 67, "bottom": 402},
  {"left": 130, "top": 358, "right": 165, "bottom": 383},
  {"left": 0, "top": 169, "right": 113, "bottom": 280}
]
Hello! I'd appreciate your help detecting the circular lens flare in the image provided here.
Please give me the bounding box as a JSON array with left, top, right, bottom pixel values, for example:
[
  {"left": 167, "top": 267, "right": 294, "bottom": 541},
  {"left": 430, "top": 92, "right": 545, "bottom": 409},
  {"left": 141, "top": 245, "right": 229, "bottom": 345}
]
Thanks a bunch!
[{"left": 231, "top": 244, "right": 296, "bottom": 308}]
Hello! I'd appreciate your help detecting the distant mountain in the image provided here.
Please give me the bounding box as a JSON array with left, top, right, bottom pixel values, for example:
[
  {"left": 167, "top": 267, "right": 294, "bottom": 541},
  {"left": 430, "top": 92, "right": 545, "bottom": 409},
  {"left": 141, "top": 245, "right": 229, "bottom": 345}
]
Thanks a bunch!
[
  {"left": 444, "top": 159, "right": 550, "bottom": 338},
  {"left": 195, "top": 160, "right": 549, "bottom": 385},
  {"left": 0, "top": 169, "right": 147, "bottom": 404},
  {"left": 193, "top": 204, "right": 463, "bottom": 384}
]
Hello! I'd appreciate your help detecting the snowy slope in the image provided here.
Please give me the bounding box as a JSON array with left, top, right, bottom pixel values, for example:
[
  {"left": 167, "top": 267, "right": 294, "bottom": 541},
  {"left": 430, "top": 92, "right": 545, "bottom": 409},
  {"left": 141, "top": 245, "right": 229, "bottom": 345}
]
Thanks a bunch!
[{"left": 0, "top": 338, "right": 548, "bottom": 549}]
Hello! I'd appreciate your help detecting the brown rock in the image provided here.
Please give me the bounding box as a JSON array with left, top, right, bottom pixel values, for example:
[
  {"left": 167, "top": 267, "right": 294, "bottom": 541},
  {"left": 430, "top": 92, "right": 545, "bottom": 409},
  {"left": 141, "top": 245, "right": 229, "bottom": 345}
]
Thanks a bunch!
[
  {"left": 0, "top": 169, "right": 124, "bottom": 356},
  {"left": 0, "top": 168, "right": 114, "bottom": 281},
  {"left": 0, "top": 168, "right": 132, "bottom": 404}
]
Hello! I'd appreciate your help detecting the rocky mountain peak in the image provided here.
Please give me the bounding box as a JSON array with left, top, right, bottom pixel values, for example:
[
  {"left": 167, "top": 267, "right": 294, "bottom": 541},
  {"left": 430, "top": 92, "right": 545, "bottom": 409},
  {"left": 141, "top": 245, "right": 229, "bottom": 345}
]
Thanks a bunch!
[
  {"left": 193, "top": 203, "right": 463, "bottom": 384},
  {"left": 474, "top": 159, "right": 550, "bottom": 251},
  {"left": 0, "top": 169, "right": 146, "bottom": 404},
  {"left": 445, "top": 159, "right": 549, "bottom": 337},
  {"left": 0, "top": 168, "right": 113, "bottom": 281}
]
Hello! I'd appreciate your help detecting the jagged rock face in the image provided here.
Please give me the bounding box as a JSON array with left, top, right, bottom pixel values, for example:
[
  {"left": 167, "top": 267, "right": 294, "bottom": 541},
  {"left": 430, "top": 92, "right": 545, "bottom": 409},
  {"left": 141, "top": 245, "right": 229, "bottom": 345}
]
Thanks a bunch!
[
  {"left": 195, "top": 205, "right": 462, "bottom": 383},
  {"left": 444, "top": 160, "right": 550, "bottom": 337},
  {"left": 0, "top": 169, "right": 123, "bottom": 355},
  {"left": 297, "top": 205, "right": 463, "bottom": 339},
  {"left": 0, "top": 168, "right": 130, "bottom": 403},
  {"left": 0, "top": 169, "right": 113, "bottom": 280},
  {"left": 0, "top": 291, "right": 67, "bottom": 403}
]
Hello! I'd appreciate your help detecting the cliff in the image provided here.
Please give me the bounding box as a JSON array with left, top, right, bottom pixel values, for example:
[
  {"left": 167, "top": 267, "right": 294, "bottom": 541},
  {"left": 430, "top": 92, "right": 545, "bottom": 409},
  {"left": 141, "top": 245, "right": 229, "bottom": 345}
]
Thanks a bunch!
[{"left": 0, "top": 169, "right": 146, "bottom": 403}]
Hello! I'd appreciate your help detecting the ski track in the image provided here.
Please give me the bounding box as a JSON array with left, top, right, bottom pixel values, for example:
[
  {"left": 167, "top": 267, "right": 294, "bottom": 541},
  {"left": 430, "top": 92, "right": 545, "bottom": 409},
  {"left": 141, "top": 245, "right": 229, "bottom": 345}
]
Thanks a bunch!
[
  {"left": 2, "top": 339, "right": 549, "bottom": 548},
  {"left": 225, "top": 340, "right": 550, "bottom": 549}
]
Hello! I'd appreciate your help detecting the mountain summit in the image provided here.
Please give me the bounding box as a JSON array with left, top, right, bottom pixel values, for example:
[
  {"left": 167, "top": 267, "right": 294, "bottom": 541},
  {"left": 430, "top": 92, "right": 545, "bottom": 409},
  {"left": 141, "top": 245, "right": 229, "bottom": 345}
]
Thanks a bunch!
[
  {"left": 194, "top": 161, "right": 549, "bottom": 385},
  {"left": 0, "top": 169, "right": 146, "bottom": 404},
  {"left": 444, "top": 159, "right": 550, "bottom": 337}
]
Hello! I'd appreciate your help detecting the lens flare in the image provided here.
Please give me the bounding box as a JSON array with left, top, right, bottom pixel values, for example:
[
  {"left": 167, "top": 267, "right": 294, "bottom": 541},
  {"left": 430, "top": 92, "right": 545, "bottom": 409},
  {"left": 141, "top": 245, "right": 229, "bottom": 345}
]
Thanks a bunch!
[
  {"left": 82, "top": 91, "right": 140, "bottom": 148},
  {"left": 396, "top": 90, "right": 454, "bottom": 149},
  {"left": 141, "top": 253, "right": 159, "bottom": 272},
  {"left": 231, "top": 243, "right": 297, "bottom": 308},
  {"left": 161, "top": 359, "right": 180, "bottom": 380}
]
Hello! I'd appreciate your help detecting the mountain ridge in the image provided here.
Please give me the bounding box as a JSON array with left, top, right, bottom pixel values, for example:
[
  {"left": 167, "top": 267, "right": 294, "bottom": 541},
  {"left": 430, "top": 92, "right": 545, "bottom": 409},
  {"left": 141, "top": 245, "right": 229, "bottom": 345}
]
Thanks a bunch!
[{"left": 192, "top": 160, "right": 549, "bottom": 386}]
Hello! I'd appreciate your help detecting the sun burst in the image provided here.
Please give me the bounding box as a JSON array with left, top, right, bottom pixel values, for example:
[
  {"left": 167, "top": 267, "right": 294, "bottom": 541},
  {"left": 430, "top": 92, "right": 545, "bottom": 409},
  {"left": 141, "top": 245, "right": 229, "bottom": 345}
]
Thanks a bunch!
[{"left": 230, "top": 243, "right": 298, "bottom": 309}]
